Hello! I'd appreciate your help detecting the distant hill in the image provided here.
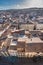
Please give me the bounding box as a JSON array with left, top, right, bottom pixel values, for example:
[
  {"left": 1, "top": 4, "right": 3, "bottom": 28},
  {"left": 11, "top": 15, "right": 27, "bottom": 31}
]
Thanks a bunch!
[{"left": 0, "top": 8, "right": 43, "bottom": 16}]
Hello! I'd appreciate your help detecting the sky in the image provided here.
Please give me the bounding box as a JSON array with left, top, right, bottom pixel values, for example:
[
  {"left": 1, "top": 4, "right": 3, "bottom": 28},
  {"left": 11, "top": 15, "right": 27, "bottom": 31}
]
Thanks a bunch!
[{"left": 0, "top": 0, "right": 43, "bottom": 10}]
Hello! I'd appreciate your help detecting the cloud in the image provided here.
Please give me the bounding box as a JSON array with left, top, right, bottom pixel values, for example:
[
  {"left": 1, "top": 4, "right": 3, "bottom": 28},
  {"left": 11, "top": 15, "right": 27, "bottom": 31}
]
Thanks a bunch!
[
  {"left": 19, "top": 0, "right": 43, "bottom": 8},
  {"left": 0, "top": 0, "right": 43, "bottom": 10},
  {"left": 25, "top": 0, "right": 43, "bottom": 8}
]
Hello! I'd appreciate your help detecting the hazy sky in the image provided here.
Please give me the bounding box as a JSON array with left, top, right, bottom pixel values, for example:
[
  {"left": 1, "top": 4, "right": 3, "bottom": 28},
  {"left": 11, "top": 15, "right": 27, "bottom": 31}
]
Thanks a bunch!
[{"left": 0, "top": 0, "right": 43, "bottom": 10}]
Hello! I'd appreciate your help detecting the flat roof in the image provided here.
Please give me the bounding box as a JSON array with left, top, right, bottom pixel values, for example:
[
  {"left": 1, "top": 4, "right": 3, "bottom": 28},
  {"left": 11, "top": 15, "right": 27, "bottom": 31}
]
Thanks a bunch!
[
  {"left": 40, "top": 30, "right": 43, "bottom": 33},
  {"left": 29, "top": 30, "right": 40, "bottom": 32},
  {"left": 26, "top": 37, "right": 43, "bottom": 44},
  {"left": 11, "top": 29, "right": 24, "bottom": 33},
  {"left": 25, "top": 31, "right": 30, "bottom": 34},
  {"left": 10, "top": 41, "right": 17, "bottom": 46},
  {"left": 18, "top": 38, "right": 25, "bottom": 42},
  {"left": 18, "top": 35, "right": 28, "bottom": 43},
  {"left": 7, "top": 35, "right": 13, "bottom": 38}
]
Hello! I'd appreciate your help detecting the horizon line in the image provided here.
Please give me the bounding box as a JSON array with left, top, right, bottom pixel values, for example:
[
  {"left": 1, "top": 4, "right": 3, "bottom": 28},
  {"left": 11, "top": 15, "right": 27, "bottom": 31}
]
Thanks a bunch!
[{"left": 0, "top": 7, "right": 43, "bottom": 10}]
